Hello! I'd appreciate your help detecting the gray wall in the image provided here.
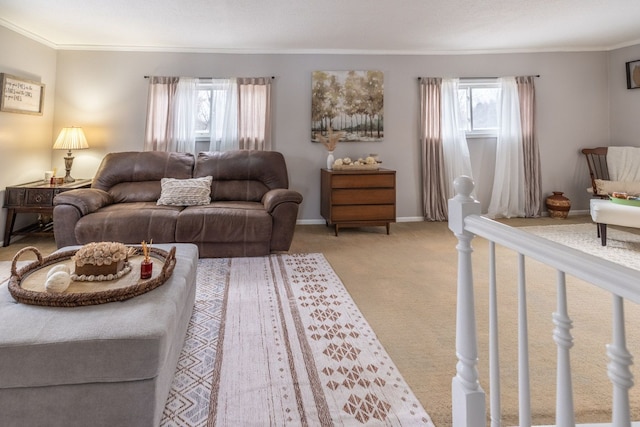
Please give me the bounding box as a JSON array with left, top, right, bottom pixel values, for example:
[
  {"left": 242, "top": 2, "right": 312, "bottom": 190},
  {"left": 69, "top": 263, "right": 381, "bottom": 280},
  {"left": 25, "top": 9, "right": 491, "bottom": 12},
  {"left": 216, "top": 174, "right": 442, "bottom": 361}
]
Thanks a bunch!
[
  {"left": 2, "top": 25, "right": 639, "bottom": 241},
  {"left": 52, "top": 49, "right": 611, "bottom": 222},
  {"left": 0, "top": 26, "right": 57, "bottom": 234},
  {"left": 609, "top": 44, "right": 640, "bottom": 146}
]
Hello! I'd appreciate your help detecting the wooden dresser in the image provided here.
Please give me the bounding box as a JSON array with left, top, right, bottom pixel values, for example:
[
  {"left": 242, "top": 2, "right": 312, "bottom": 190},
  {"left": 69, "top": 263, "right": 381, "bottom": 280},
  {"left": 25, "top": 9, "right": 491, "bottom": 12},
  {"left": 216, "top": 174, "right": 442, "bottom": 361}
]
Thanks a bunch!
[{"left": 320, "top": 168, "right": 396, "bottom": 236}]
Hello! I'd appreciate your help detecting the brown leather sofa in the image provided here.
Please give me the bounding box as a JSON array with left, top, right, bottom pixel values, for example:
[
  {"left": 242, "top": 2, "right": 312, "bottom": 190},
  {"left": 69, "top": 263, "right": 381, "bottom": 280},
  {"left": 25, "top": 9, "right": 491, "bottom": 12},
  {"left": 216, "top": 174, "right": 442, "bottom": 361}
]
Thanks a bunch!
[{"left": 53, "top": 150, "right": 303, "bottom": 258}]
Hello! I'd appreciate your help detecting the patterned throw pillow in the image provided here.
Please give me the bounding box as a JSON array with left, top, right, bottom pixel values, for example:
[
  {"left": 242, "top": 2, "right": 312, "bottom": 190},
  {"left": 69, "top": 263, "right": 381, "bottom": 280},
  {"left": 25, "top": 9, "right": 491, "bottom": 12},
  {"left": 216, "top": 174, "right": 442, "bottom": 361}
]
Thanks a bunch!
[{"left": 157, "top": 176, "right": 213, "bottom": 206}]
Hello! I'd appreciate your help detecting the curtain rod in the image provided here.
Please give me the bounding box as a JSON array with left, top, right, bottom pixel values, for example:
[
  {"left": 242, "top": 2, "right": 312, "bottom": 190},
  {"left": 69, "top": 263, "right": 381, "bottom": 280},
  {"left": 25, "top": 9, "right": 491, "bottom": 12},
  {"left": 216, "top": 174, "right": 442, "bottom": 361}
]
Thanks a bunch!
[
  {"left": 144, "top": 75, "right": 275, "bottom": 79},
  {"left": 418, "top": 75, "right": 540, "bottom": 80}
]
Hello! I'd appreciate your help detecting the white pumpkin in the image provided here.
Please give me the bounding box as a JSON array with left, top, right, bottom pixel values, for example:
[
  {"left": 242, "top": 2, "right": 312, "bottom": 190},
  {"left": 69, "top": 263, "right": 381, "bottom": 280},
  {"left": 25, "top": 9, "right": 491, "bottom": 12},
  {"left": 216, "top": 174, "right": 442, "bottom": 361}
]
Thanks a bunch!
[
  {"left": 46, "top": 264, "right": 70, "bottom": 279},
  {"left": 45, "top": 271, "right": 71, "bottom": 293}
]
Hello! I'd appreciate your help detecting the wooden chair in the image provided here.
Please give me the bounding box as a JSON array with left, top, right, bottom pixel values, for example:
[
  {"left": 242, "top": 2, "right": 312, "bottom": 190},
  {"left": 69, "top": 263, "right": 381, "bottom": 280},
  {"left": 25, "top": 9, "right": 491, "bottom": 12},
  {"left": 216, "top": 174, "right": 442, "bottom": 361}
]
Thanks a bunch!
[{"left": 581, "top": 147, "right": 609, "bottom": 198}]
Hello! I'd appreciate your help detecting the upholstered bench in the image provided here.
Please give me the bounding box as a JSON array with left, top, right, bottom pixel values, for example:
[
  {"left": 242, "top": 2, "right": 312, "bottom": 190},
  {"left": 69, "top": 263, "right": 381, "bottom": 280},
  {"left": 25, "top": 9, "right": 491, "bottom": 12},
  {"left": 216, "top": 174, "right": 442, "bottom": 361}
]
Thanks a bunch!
[
  {"left": 590, "top": 199, "right": 640, "bottom": 246},
  {"left": 0, "top": 243, "right": 198, "bottom": 427}
]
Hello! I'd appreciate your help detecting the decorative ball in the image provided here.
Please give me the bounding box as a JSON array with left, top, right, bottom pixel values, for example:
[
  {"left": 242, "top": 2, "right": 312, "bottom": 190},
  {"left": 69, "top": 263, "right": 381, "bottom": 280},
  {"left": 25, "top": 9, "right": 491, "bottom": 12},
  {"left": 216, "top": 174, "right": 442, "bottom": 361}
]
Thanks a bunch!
[{"left": 45, "top": 271, "right": 71, "bottom": 293}]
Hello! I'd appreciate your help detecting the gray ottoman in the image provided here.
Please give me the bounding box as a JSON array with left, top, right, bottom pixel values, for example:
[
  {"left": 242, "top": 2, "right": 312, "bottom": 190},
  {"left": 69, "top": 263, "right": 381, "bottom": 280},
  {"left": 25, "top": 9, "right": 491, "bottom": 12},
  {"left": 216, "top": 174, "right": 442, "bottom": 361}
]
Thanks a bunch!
[{"left": 0, "top": 243, "right": 198, "bottom": 427}]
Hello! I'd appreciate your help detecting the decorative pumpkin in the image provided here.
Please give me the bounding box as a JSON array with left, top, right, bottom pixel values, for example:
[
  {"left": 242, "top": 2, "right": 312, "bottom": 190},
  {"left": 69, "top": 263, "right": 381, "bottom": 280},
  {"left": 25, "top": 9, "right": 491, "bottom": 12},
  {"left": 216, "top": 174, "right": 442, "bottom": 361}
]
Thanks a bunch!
[
  {"left": 46, "top": 264, "right": 70, "bottom": 278},
  {"left": 45, "top": 271, "right": 71, "bottom": 293}
]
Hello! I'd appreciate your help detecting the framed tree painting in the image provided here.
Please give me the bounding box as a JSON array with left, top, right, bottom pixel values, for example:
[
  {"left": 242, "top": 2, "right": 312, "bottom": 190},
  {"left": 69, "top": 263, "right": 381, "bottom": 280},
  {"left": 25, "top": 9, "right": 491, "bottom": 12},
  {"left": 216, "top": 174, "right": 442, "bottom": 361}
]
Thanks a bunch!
[
  {"left": 312, "top": 70, "right": 384, "bottom": 142},
  {"left": 626, "top": 59, "right": 640, "bottom": 89}
]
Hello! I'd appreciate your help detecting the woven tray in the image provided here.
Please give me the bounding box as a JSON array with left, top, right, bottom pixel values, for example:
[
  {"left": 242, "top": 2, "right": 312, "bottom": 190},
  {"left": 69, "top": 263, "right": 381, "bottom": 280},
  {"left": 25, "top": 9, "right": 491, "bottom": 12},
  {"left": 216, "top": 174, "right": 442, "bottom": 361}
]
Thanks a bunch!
[{"left": 8, "top": 245, "right": 176, "bottom": 307}]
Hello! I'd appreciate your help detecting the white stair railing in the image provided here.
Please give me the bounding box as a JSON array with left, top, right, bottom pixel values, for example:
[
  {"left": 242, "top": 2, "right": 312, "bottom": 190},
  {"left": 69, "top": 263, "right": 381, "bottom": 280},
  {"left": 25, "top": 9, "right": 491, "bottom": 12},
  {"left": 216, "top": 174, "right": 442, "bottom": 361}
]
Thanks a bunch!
[{"left": 448, "top": 176, "right": 639, "bottom": 427}]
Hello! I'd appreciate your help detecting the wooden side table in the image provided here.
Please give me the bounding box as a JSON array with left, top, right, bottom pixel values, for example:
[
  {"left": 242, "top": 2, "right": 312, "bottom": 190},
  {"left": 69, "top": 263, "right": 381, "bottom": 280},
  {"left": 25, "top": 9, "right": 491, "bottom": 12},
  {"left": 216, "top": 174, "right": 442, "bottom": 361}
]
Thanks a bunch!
[
  {"left": 320, "top": 168, "right": 396, "bottom": 236},
  {"left": 3, "top": 179, "right": 92, "bottom": 246}
]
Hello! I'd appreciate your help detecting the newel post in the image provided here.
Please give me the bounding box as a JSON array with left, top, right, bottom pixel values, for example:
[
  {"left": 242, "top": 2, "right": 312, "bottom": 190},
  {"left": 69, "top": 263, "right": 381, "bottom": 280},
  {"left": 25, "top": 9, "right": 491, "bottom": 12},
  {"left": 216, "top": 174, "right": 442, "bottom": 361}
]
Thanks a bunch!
[{"left": 448, "top": 176, "right": 486, "bottom": 427}]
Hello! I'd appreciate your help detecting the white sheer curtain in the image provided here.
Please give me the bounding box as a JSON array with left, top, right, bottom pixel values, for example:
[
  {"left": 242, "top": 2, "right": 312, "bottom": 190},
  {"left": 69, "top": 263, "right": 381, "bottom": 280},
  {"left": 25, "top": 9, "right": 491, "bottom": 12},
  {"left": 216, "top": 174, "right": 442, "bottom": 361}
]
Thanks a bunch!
[
  {"left": 441, "top": 78, "right": 474, "bottom": 198},
  {"left": 487, "top": 77, "right": 525, "bottom": 218},
  {"left": 171, "top": 78, "right": 198, "bottom": 153},
  {"left": 208, "top": 78, "right": 238, "bottom": 151}
]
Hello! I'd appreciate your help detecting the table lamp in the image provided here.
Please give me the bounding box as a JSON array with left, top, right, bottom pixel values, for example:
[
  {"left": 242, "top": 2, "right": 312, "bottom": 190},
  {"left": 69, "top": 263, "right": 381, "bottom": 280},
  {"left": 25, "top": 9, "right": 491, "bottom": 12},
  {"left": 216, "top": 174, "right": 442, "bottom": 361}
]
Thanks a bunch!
[{"left": 53, "top": 127, "right": 89, "bottom": 183}]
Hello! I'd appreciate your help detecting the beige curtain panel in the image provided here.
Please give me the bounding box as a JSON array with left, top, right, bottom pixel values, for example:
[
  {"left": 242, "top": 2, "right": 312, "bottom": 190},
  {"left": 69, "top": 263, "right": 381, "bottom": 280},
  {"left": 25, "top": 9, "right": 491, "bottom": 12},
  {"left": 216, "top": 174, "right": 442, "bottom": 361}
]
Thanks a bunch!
[
  {"left": 144, "top": 76, "right": 180, "bottom": 152},
  {"left": 419, "top": 77, "right": 449, "bottom": 221},
  {"left": 238, "top": 77, "right": 272, "bottom": 151},
  {"left": 516, "top": 76, "right": 542, "bottom": 217}
]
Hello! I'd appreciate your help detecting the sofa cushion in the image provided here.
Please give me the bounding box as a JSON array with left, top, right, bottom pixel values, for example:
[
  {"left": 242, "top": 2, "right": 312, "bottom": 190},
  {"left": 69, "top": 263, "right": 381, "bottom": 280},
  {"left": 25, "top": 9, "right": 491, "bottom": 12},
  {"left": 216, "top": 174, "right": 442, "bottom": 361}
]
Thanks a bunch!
[
  {"left": 175, "top": 202, "right": 272, "bottom": 243},
  {"left": 109, "top": 181, "right": 163, "bottom": 203},
  {"left": 74, "top": 202, "right": 183, "bottom": 244},
  {"left": 194, "top": 151, "right": 289, "bottom": 202},
  {"left": 157, "top": 176, "right": 213, "bottom": 206},
  {"left": 93, "top": 151, "right": 195, "bottom": 203}
]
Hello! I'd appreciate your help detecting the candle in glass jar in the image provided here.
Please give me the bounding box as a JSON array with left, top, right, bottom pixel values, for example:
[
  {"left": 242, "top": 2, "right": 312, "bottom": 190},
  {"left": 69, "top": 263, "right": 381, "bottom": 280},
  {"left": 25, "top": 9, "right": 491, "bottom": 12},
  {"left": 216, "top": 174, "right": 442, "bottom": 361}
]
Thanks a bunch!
[{"left": 140, "top": 259, "right": 153, "bottom": 279}]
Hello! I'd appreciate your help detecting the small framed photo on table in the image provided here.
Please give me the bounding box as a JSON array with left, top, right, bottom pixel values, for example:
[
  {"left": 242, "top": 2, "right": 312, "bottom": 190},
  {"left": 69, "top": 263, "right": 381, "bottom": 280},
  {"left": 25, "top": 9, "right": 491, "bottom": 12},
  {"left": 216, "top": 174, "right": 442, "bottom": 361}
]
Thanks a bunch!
[{"left": 626, "top": 59, "right": 640, "bottom": 89}]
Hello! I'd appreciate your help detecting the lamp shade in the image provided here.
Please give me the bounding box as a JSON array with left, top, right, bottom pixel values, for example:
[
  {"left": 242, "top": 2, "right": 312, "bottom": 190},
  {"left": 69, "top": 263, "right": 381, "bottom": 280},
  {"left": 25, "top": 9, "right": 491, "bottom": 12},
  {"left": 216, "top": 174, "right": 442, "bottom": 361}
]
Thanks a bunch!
[{"left": 53, "top": 127, "right": 89, "bottom": 150}]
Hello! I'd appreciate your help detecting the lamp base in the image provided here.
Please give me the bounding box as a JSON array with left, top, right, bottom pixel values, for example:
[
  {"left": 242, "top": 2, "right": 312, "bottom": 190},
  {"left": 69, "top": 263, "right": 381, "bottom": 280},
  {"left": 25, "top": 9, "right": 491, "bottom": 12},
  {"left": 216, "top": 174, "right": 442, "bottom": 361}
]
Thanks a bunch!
[{"left": 63, "top": 153, "right": 76, "bottom": 183}]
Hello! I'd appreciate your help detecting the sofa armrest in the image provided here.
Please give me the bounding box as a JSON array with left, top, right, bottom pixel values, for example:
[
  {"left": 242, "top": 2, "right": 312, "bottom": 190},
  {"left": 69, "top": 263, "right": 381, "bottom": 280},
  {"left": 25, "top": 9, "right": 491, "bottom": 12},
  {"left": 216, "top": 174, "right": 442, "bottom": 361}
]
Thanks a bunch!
[
  {"left": 262, "top": 189, "right": 303, "bottom": 213},
  {"left": 53, "top": 189, "right": 113, "bottom": 248},
  {"left": 53, "top": 188, "right": 113, "bottom": 215}
]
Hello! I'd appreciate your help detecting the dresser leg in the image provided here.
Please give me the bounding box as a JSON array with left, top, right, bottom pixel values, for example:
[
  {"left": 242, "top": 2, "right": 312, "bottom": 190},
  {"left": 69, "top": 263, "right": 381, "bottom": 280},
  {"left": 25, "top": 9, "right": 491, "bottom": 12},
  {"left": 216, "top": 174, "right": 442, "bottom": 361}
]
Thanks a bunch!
[
  {"left": 334, "top": 225, "right": 339, "bottom": 237},
  {"left": 3, "top": 208, "right": 16, "bottom": 247},
  {"left": 386, "top": 223, "right": 390, "bottom": 235}
]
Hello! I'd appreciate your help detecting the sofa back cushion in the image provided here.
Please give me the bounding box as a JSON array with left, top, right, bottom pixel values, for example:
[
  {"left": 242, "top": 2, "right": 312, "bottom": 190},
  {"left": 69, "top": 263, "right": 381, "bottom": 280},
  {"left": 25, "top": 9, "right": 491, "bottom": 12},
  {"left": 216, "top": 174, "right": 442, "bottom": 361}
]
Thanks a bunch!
[
  {"left": 93, "top": 151, "right": 195, "bottom": 203},
  {"left": 193, "top": 151, "right": 289, "bottom": 202}
]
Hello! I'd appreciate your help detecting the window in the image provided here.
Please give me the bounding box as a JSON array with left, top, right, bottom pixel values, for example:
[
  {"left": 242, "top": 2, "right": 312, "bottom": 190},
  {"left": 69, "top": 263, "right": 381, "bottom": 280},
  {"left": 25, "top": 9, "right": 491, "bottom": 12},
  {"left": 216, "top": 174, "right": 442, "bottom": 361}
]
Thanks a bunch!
[
  {"left": 195, "top": 81, "right": 229, "bottom": 143},
  {"left": 458, "top": 80, "right": 500, "bottom": 137}
]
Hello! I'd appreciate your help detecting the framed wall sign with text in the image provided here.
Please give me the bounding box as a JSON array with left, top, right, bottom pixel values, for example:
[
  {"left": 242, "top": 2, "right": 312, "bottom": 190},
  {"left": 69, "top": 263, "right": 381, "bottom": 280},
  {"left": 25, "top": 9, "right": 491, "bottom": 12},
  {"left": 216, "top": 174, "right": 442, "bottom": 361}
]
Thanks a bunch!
[{"left": 0, "top": 73, "right": 45, "bottom": 115}]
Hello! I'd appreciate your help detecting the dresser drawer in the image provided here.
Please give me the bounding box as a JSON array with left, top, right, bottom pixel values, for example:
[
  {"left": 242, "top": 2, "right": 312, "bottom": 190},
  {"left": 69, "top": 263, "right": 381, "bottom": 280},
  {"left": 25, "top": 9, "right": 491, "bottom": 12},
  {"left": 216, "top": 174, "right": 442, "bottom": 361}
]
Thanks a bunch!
[
  {"left": 332, "top": 205, "right": 395, "bottom": 221},
  {"left": 331, "top": 173, "right": 394, "bottom": 189},
  {"left": 5, "top": 188, "right": 26, "bottom": 207},
  {"left": 24, "top": 189, "right": 55, "bottom": 206},
  {"left": 332, "top": 188, "right": 395, "bottom": 205}
]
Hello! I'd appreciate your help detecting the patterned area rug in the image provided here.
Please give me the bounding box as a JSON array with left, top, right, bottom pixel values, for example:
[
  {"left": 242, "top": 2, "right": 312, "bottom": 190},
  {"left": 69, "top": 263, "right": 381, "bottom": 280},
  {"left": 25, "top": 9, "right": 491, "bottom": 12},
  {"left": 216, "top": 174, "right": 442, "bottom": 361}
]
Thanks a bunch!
[
  {"left": 520, "top": 223, "right": 640, "bottom": 270},
  {"left": 162, "top": 253, "right": 434, "bottom": 426}
]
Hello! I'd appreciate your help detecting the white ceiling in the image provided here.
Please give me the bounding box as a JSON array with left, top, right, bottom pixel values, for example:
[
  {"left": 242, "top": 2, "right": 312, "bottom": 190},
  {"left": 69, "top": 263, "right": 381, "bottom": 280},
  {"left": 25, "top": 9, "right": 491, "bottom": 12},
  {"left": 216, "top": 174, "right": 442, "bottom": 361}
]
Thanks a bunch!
[{"left": 1, "top": 0, "right": 640, "bottom": 54}]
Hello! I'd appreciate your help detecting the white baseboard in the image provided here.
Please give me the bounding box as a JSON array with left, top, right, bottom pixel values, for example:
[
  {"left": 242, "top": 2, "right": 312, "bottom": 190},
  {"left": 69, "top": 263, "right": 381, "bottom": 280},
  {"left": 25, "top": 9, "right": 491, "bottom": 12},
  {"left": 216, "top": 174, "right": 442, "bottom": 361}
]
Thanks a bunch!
[
  {"left": 296, "top": 216, "right": 426, "bottom": 225},
  {"left": 532, "top": 423, "right": 640, "bottom": 427},
  {"left": 296, "top": 219, "right": 326, "bottom": 225},
  {"left": 296, "top": 213, "right": 591, "bottom": 225}
]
